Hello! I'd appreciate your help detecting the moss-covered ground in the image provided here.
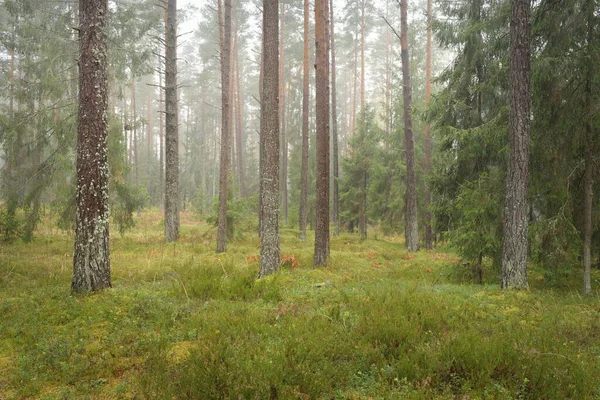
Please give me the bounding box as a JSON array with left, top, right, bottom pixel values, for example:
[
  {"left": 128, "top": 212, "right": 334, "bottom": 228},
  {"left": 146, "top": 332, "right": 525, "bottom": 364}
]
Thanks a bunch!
[{"left": 1, "top": 211, "right": 599, "bottom": 399}]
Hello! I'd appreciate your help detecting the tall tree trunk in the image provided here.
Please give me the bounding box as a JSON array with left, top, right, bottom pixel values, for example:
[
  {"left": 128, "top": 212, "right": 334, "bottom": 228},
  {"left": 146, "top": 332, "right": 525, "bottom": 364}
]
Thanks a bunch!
[
  {"left": 299, "top": 0, "right": 310, "bottom": 241},
  {"left": 401, "top": 0, "right": 419, "bottom": 252},
  {"left": 424, "top": 0, "right": 433, "bottom": 250},
  {"left": 359, "top": 171, "right": 367, "bottom": 239},
  {"left": 164, "top": 0, "right": 180, "bottom": 242},
  {"left": 146, "top": 92, "right": 153, "bottom": 174},
  {"left": 385, "top": 0, "right": 391, "bottom": 139},
  {"left": 330, "top": 0, "right": 340, "bottom": 237},
  {"left": 314, "top": 0, "right": 330, "bottom": 267},
  {"left": 72, "top": 0, "right": 111, "bottom": 292},
  {"left": 217, "top": 0, "right": 232, "bottom": 253},
  {"left": 131, "top": 78, "right": 139, "bottom": 186},
  {"left": 200, "top": 90, "right": 207, "bottom": 214},
  {"left": 258, "top": 40, "right": 264, "bottom": 238},
  {"left": 279, "top": 2, "right": 288, "bottom": 225},
  {"left": 350, "top": 33, "right": 358, "bottom": 137},
  {"left": 501, "top": 0, "right": 530, "bottom": 289},
  {"left": 360, "top": 0, "right": 365, "bottom": 116},
  {"left": 259, "top": 0, "right": 280, "bottom": 277},
  {"left": 235, "top": 53, "right": 245, "bottom": 197},
  {"left": 158, "top": 47, "right": 165, "bottom": 210},
  {"left": 583, "top": 0, "right": 594, "bottom": 295}
]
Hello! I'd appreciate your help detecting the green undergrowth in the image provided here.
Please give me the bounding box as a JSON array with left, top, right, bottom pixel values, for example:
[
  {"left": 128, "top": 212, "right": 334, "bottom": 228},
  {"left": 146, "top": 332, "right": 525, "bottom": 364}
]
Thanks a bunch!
[{"left": 0, "top": 211, "right": 599, "bottom": 399}]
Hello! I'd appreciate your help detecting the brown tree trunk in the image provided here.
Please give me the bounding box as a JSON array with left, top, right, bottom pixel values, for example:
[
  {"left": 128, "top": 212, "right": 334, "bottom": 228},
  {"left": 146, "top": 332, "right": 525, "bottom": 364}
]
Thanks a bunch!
[
  {"left": 501, "top": 0, "right": 530, "bottom": 290},
  {"left": 424, "top": 0, "right": 433, "bottom": 250},
  {"left": 72, "top": 0, "right": 111, "bottom": 292},
  {"left": 314, "top": 0, "right": 330, "bottom": 267},
  {"left": 385, "top": 0, "right": 391, "bottom": 139},
  {"left": 359, "top": 171, "right": 367, "bottom": 239},
  {"left": 259, "top": 0, "right": 280, "bottom": 277},
  {"left": 258, "top": 41, "right": 264, "bottom": 238},
  {"left": 147, "top": 93, "right": 153, "bottom": 172},
  {"left": 217, "top": 0, "right": 232, "bottom": 253},
  {"left": 158, "top": 47, "right": 165, "bottom": 210},
  {"left": 279, "top": 2, "right": 288, "bottom": 225},
  {"left": 131, "top": 78, "right": 139, "bottom": 186},
  {"left": 235, "top": 53, "right": 245, "bottom": 197},
  {"left": 331, "top": 0, "right": 340, "bottom": 237},
  {"left": 360, "top": 0, "right": 365, "bottom": 116},
  {"left": 350, "top": 33, "right": 358, "bottom": 137},
  {"left": 299, "top": 0, "right": 310, "bottom": 241},
  {"left": 164, "top": 0, "right": 180, "bottom": 243},
  {"left": 401, "top": 0, "right": 419, "bottom": 252},
  {"left": 583, "top": 1, "right": 594, "bottom": 295}
]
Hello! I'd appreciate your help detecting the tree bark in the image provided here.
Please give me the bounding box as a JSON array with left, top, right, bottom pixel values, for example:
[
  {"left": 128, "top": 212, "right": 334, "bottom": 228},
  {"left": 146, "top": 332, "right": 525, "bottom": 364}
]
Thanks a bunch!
[
  {"left": 299, "top": 0, "right": 310, "bottom": 241},
  {"left": 583, "top": 0, "right": 594, "bottom": 295},
  {"left": 314, "top": 0, "right": 330, "bottom": 267},
  {"left": 72, "top": 0, "right": 111, "bottom": 292},
  {"left": 360, "top": 0, "right": 365, "bottom": 117},
  {"left": 259, "top": 0, "right": 280, "bottom": 277},
  {"left": 401, "top": 0, "right": 419, "bottom": 252},
  {"left": 350, "top": 33, "right": 358, "bottom": 137},
  {"left": 158, "top": 46, "right": 165, "bottom": 210},
  {"left": 217, "top": 0, "right": 232, "bottom": 253},
  {"left": 131, "top": 78, "right": 139, "bottom": 186},
  {"left": 501, "top": 0, "right": 530, "bottom": 290},
  {"left": 424, "top": 0, "right": 433, "bottom": 250},
  {"left": 235, "top": 53, "right": 245, "bottom": 197},
  {"left": 330, "top": 0, "right": 339, "bottom": 237},
  {"left": 164, "top": 0, "right": 180, "bottom": 243},
  {"left": 359, "top": 171, "right": 367, "bottom": 239},
  {"left": 279, "top": 2, "right": 288, "bottom": 225}
]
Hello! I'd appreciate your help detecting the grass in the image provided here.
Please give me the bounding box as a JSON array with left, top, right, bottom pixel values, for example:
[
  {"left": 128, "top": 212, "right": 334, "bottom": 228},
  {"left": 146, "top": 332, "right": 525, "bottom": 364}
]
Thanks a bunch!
[{"left": 1, "top": 210, "right": 599, "bottom": 399}]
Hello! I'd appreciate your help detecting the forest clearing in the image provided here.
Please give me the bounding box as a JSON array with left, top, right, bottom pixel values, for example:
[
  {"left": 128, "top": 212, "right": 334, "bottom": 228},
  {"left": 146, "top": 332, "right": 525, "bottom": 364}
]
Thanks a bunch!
[{"left": 1, "top": 211, "right": 599, "bottom": 399}]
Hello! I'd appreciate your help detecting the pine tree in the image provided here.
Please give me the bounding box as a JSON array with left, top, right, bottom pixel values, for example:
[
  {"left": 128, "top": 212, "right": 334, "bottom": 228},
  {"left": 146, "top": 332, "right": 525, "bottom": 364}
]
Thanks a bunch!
[
  {"left": 164, "top": 0, "right": 179, "bottom": 243},
  {"left": 72, "top": 0, "right": 111, "bottom": 292},
  {"left": 299, "top": 0, "right": 310, "bottom": 241},
  {"left": 314, "top": 0, "right": 330, "bottom": 267},
  {"left": 400, "top": 0, "right": 419, "bottom": 252},
  {"left": 501, "top": 0, "right": 531, "bottom": 290},
  {"left": 217, "top": 0, "right": 232, "bottom": 253},
  {"left": 259, "top": 0, "right": 280, "bottom": 277}
]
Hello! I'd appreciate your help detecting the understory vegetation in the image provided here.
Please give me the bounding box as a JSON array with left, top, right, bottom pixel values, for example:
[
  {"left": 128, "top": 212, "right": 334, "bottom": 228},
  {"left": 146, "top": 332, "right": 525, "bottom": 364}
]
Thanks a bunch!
[{"left": 1, "top": 211, "right": 599, "bottom": 399}]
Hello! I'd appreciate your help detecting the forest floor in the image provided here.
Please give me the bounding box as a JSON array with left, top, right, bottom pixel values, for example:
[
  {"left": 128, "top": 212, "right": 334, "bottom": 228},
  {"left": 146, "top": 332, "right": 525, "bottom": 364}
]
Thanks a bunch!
[{"left": 0, "top": 211, "right": 599, "bottom": 399}]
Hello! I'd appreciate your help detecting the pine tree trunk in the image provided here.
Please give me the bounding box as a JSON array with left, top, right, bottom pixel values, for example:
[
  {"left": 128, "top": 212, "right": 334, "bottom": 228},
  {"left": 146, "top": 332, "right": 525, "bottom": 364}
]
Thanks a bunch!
[
  {"left": 258, "top": 43, "right": 264, "bottom": 238},
  {"left": 314, "top": 0, "right": 330, "bottom": 267},
  {"left": 583, "top": 1, "right": 594, "bottom": 295},
  {"left": 146, "top": 93, "right": 153, "bottom": 177},
  {"left": 158, "top": 47, "right": 165, "bottom": 210},
  {"left": 299, "top": 0, "right": 310, "bottom": 241},
  {"left": 360, "top": 0, "right": 365, "bottom": 116},
  {"left": 200, "top": 91, "right": 207, "bottom": 214},
  {"left": 235, "top": 54, "right": 245, "bottom": 197},
  {"left": 401, "top": 0, "right": 419, "bottom": 252},
  {"left": 359, "top": 171, "right": 367, "bottom": 239},
  {"left": 385, "top": 0, "right": 391, "bottom": 139},
  {"left": 72, "top": 0, "right": 111, "bottom": 292},
  {"left": 351, "top": 34, "right": 358, "bottom": 137},
  {"left": 424, "top": 0, "right": 433, "bottom": 250},
  {"left": 131, "top": 79, "right": 139, "bottom": 186},
  {"left": 279, "top": 2, "right": 288, "bottom": 225},
  {"left": 501, "top": 0, "right": 530, "bottom": 290},
  {"left": 330, "top": 0, "right": 340, "bottom": 237},
  {"left": 217, "top": 0, "right": 232, "bottom": 253},
  {"left": 164, "top": 0, "right": 180, "bottom": 243},
  {"left": 259, "top": 0, "right": 280, "bottom": 277}
]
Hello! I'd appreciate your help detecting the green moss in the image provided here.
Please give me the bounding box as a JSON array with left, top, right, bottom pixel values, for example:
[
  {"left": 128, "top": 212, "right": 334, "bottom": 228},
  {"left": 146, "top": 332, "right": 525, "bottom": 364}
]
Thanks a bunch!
[{"left": 0, "top": 211, "right": 598, "bottom": 398}]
